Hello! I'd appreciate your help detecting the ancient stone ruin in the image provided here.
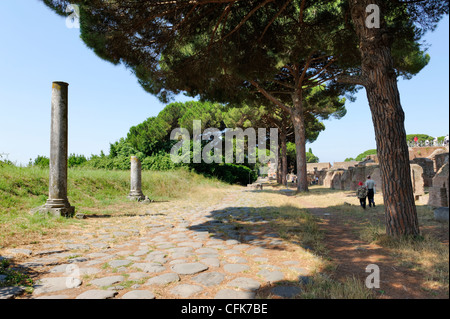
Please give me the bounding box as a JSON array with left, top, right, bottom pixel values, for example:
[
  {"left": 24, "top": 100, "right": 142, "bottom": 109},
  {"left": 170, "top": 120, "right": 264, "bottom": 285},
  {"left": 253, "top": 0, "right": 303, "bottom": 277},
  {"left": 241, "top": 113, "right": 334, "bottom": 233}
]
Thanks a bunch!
[
  {"left": 127, "top": 156, "right": 148, "bottom": 202},
  {"left": 33, "top": 82, "right": 75, "bottom": 217}
]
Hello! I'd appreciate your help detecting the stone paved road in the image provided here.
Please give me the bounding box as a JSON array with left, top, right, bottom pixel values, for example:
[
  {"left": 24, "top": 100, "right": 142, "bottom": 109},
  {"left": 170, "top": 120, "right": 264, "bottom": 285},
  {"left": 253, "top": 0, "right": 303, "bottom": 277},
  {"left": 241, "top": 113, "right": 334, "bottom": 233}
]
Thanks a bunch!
[{"left": 1, "top": 188, "right": 315, "bottom": 299}]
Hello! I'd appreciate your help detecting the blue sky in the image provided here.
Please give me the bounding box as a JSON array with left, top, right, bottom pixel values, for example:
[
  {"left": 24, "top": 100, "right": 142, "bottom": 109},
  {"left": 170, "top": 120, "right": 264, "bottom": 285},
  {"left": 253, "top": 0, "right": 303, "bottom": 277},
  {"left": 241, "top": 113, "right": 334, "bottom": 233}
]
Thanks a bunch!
[{"left": 0, "top": 1, "right": 448, "bottom": 166}]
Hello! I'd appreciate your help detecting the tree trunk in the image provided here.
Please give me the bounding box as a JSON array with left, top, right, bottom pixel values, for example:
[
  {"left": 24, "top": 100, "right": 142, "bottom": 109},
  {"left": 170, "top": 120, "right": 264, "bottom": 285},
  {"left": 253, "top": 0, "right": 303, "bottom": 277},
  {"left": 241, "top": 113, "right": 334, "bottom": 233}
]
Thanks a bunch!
[
  {"left": 280, "top": 127, "right": 288, "bottom": 186},
  {"left": 349, "top": 0, "right": 420, "bottom": 236},
  {"left": 276, "top": 145, "right": 282, "bottom": 184},
  {"left": 291, "top": 91, "right": 308, "bottom": 192}
]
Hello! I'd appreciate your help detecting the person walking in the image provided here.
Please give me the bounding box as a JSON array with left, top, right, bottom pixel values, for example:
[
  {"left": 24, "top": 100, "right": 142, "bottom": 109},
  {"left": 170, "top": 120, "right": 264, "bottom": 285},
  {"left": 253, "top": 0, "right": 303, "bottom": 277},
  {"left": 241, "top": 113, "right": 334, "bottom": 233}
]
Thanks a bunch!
[
  {"left": 365, "top": 175, "right": 376, "bottom": 207},
  {"left": 356, "top": 182, "right": 368, "bottom": 209}
]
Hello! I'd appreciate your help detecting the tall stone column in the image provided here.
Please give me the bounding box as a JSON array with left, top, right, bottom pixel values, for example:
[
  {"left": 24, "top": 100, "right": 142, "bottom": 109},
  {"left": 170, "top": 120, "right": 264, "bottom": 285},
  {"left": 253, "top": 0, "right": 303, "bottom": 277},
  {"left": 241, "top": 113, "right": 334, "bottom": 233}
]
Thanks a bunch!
[
  {"left": 40, "top": 82, "right": 75, "bottom": 217},
  {"left": 127, "top": 156, "right": 146, "bottom": 201}
]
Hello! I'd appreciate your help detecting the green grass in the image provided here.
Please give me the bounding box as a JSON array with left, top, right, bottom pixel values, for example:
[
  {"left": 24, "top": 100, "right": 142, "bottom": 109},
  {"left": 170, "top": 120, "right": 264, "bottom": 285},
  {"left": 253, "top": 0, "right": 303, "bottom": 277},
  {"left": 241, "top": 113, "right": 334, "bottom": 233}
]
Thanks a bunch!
[{"left": 0, "top": 165, "right": 227, "bottom": 247}]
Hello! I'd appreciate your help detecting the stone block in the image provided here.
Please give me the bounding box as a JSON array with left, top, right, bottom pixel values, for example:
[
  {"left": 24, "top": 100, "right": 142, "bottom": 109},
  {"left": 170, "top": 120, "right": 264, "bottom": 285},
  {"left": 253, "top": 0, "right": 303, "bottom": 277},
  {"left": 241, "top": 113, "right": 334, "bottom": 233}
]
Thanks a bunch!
[{"left": 434, "top": 207, "right": 449, "bottom": 222}]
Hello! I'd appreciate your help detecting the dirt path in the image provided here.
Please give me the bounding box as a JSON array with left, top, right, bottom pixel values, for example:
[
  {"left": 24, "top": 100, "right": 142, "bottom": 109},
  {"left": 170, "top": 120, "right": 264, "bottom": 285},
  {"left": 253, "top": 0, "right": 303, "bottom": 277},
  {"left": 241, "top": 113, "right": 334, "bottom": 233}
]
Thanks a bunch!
[{"left": 298, "top": 197, "right": 448, "bottom": 299}]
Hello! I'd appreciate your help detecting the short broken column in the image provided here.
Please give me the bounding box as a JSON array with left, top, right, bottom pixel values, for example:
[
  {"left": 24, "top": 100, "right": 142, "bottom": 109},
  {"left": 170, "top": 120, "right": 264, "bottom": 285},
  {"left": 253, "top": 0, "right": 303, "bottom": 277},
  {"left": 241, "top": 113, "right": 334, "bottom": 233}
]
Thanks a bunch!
[
  {"left": 127, "top": 156, "right": 146, "bottom": 201},
  {"left": 36, "top": 82, "right": 75, "bottom": 217}
]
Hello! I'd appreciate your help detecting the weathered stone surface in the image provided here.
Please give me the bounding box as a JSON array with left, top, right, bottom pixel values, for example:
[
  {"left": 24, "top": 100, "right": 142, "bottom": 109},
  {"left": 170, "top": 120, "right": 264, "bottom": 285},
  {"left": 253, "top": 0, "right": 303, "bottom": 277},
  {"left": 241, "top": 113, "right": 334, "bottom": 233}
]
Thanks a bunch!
[
  {"left": 108, "top": 260, "right": 132, "bottom": 268},
  {"left": 434, "top": 207, "right": 449, "bottom": 222},
  {"left": 195, "top": 248, "right": 218, "bottom": 254},
  {"left": 0, "top": 286, "right": 24, "bottom": 299},
  {"left": 169, "top": 284, "right": 203, "bottom": 298},
  {"left": 133, "top": 263, "right": 166, "bottom": 273},
  {"left": 227, "top": 277, "right": 261, "bottom": 291},
  {"left": 171, "top": 263, "right": 208, "bottom": 275},
  {"left": 128, "top": 272, "right": 149, "bottom": 280},
  {"left": 258, "top": 269, "right": 284, "bottom": 282},
  {"left": 49, "top": 264, "right": 72, "bottom": 273},
  {"left": 214, "top": 289, "right": 255, "bottom": 299},
  {"left": 200, "top": 258, "right": 221, "bottom": 268},
  {"left": 145, "top": 273, "right": 180, "bottom": 286},
  {"left": 192, "top": 272, "right": 225, "bottom": 287},
  {"left": 78, "top": 268, "right": 101, "bottom": 276},
  {"left": 223, "top": 249, "right": 240, "bottom": 255},
  {"left": 246, "top": 248, "right": 265, "bottom": 256},
  {"left": 68, "top": 257, "right": 89, "bottom": 263},
  {"left": 90, "top": 276, "right": 124, "bottom": 287},
  {"left": 122, "top": 290, "right": 156, "bottom": 299},
  {"left": 76, "top": 290, "right": 118, "bottom": 299},
  {"left": 223, "top": 264, "right": 250, "bottom": 274},
  {"left": 428, "top": 163, "right": 449, "bottom": 207},
  {"left": 65, "top": 244, "right": 89, "bottom": 251},
  {"left": 410, "top": 164, "right": 425, "bottom": 196},
  {"left": 128, "top": 156, "right": 146, "bottom": 201},
  {"left": 8, "top": 249, "right": 32, "bottom": 256},
  {"left": 227, "top": 256, "right": 248, "bottom": 264},
  {"left": 33, "top": 277, "right": 82, "bottom": 295}
]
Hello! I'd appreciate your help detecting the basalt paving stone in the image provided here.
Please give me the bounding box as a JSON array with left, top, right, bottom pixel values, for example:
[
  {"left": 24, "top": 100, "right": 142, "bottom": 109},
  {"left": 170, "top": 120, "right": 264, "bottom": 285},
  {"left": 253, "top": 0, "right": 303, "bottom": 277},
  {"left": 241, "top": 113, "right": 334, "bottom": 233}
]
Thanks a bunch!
[
  {"left": 200, "top": 258, "right": 221, "bottom": 268},
  {"left": 145, "top": 273, "right": 180, "bottom": 286},
  {"left": 169, "top": 284, "right": 203, "bottom": 298},
  {"left": 223, "top": 249, "right": 241, "bottom": 255},
  {"left": 129, "top": 272, "right": 150, "bottom": 280},
  {"left": 226, "top": 277, "right": 261, "bottom": 291},
  {"left": 195, "top": 248, "right": 218, "bottom": 254},
  {"left": 33, "top": 277, "right": 82, "bottom": 295},
  {"left": 122, "top": 290, "right": 156, "bottom": 299},
  {"left": 171, "top": 263, "right": 209, "bottom": 275},
  {"left": 214, "top": 289, "right": 255, "bottom": 299},
  {"left": 227, "top": 256, "right": 248, "bottom": 264},
  {"left": 90, "top": 276, "right": 124, "bottom": 287},
  {"left": 76, "top": 290, "right": 118, "bottom": 299},
  {"left": 246, "top": 248, "right": 266, "bottom": 256},
  {"left": 223, "top": 264, "right": 250, "bottom": 274},
  {"left": 191, "top": 272, "right": 225, "bottom": 287},
  {"left": 133, "top": 263, "right": 166, "bottom": 273},
  {"left": 257, "top": 270, "right": 285, "bottom": 282},
  {"left": 108, "top": 260, "right": 132, "bottom": 268}
]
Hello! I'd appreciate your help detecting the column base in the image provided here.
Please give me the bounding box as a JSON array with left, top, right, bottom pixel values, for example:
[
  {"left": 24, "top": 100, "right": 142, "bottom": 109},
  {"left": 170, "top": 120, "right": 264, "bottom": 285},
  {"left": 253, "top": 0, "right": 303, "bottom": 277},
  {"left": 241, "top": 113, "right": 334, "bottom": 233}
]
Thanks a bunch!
[
  {"left": 31, "top": 198, "right": 75, "bottom": 217},
  {"left": 32, "top": 205, "right": 75, "bottom": 218},
  {"left": 127, "top": 193, "right": 147, "bottom": 202}
]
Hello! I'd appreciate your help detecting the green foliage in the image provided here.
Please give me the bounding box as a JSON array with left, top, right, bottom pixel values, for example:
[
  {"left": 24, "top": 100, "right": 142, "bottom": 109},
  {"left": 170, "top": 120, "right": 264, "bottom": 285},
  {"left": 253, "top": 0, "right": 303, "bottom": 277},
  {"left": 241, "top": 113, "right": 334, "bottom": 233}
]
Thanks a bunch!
[
  {"left": 33, "top": 155, "right": 50, "bottom": 168},
  {"left": 68, "top": 154, "right": 88, "bottom": 168},
  {"left": 306, "top": 152, "right": 320, "bottom": 164},
  {"left": 0, "top": 259, "right": 34, "bottom": 289},
  {"left": 141, "top": 153, "right": 183, "bottom": 171},
  {"left": 354, "top": 149, "right": 378, "bottom": 162},
  {"left": 406, "top": 134, "right": 435, "bottom": 143},
  {"left": 345, "top": 158, "right": 356, "bottom": 162},
  {"left": 190, "top": 162, "right": 257, "bottom": 185},
  {"left": 0, "top": 154, "right": 13, "bottom": 167}
]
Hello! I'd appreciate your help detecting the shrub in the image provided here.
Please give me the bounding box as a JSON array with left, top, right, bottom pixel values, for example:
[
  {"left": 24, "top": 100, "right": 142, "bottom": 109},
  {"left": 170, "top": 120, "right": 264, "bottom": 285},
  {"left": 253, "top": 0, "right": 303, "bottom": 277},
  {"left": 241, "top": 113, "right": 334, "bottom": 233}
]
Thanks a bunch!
[
  {"left": 33, "top": 155, "right": 50, "bottom": 168},
  {"left": 190, "top": 162, "right": 257, "bottom": 185},
  {"left": 68, "top": 154, "right": 88, "bottom": 168}
]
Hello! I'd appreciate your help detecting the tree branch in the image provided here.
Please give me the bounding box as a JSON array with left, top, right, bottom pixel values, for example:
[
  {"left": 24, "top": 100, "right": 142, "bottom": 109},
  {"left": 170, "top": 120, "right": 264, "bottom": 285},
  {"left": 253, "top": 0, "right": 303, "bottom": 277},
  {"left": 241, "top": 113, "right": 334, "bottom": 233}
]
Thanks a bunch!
[
  {"left": 249, "top": 80, "right": 291, "bottom": 114},
  {"left": 336, "top": 74, "right": 367, "bottom": 86}
]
